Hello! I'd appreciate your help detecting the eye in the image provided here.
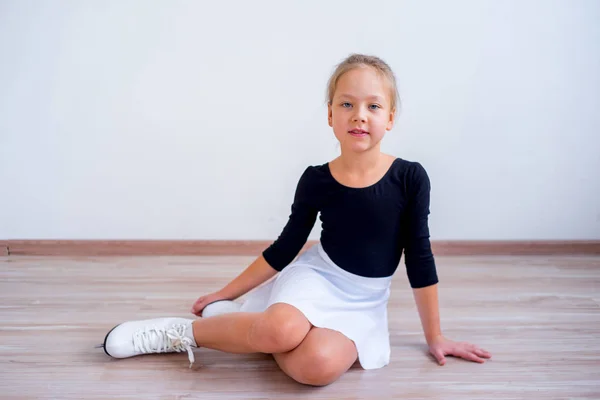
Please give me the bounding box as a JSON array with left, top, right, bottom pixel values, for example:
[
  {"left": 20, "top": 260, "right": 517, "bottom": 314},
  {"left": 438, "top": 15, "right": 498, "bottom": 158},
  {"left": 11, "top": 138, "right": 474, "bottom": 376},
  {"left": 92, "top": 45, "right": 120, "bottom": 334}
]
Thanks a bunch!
[
  {"left": 341, "top": 102, "right": 352, "bottom": 108},
  {"left": 369, "top": 104, "right": 381, "bottom": 110}
]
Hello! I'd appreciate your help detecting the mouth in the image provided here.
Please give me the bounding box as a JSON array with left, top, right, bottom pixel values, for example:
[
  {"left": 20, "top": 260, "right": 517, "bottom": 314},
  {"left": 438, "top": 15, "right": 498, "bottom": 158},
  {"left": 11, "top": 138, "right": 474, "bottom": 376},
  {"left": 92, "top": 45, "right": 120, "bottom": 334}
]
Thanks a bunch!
[{"left": 349, "top": 129, "right": 369, "bottom": 137}]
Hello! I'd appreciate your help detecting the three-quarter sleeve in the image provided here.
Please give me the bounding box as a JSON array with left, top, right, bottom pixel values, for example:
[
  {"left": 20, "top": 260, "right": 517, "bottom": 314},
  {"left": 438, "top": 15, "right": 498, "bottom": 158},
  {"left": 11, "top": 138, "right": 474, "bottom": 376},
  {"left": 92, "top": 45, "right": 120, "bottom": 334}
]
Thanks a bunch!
[
  {"left": 402, "top": 162, "right": 439, "bottom": 288},
  {"left": 262, "top": 167, "right": 319, "bottom": 271}
]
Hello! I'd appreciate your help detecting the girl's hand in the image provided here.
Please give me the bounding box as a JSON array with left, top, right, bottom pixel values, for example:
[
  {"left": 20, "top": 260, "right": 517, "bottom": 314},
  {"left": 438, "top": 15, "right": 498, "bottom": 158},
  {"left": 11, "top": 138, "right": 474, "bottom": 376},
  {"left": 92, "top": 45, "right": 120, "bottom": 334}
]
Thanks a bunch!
[
  {"left": 428, "top": 335, "right": 492, "bottom": 365},
  {"left": 190, "top": 291, "right": 230, "bottom": 316}
]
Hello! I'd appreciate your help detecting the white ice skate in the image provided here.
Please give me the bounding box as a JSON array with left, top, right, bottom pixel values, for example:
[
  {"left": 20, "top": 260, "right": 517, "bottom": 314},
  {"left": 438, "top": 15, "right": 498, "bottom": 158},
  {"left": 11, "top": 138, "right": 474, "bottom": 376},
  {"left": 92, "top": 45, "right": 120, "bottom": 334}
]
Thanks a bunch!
[
  {"left": 202, "top": 300, "right": 242, "bottom": 318},
  {"left": 100, "top": 317, "right": 197, "bottom": 368}
]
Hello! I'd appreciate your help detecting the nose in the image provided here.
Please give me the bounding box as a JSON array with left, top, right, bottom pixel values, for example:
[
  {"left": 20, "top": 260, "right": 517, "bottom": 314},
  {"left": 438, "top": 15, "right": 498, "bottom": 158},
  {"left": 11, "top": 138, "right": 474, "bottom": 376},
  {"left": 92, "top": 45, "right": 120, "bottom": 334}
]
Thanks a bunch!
[{"left": 352, "top": 106, "right": 367, "bottom": 123}]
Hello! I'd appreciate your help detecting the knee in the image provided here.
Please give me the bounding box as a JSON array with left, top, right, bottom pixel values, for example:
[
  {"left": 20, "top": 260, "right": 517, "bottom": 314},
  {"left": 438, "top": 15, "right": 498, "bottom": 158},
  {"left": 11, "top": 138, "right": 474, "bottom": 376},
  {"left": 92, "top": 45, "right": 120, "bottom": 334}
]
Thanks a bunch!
[
  {"left": 290, "top": 345, "right": 347, "bottom": 386},
  {"left": 253, "top": 304, "right": 310, "bottom": 353}
]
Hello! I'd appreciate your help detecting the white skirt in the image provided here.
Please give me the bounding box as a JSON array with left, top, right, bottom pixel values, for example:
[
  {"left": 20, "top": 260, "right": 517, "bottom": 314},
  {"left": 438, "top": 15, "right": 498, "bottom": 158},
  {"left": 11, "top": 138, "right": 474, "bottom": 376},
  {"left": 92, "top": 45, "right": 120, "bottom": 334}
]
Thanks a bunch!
[{"left": 239, "top": 242, "right": 393, "bottom": 370}]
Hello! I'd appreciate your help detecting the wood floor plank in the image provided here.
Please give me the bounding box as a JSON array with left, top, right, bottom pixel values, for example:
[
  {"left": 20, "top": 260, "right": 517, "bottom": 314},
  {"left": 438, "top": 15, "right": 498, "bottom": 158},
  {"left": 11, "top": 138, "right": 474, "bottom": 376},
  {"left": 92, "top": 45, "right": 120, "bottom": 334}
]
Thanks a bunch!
[{"left": 0, "top": 255, "right": 599, "bottom": 399}]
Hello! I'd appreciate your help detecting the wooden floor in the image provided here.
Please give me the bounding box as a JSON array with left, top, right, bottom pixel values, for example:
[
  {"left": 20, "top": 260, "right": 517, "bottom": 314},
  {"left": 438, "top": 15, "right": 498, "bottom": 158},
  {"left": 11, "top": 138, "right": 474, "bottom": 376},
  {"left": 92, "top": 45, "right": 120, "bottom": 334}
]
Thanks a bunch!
[{"left": 0, "top": 254, "right": 599, "bottom": 399}]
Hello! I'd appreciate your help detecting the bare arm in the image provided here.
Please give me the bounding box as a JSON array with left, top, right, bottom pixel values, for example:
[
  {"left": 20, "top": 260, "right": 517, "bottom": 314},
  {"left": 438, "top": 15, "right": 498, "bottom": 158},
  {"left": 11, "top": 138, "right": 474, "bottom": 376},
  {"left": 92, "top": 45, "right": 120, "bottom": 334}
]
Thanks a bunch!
[
  {"left": 404, "top": 163, "right": 491, "bottom": 364},
  {"left": 218, "top": 254, "right": 278, "bottom": 300},
  {"left": 191, "top": 253, "right": 278, "bottom": 315},
  {"left": 207, "top": 167, "right": 316, "bottom": 304},
  {"left": 412, "top": 283, "right": 442, "bottom": 345},
  {"left": 413, "top": 282, "right": 492, "bottom": 365}
]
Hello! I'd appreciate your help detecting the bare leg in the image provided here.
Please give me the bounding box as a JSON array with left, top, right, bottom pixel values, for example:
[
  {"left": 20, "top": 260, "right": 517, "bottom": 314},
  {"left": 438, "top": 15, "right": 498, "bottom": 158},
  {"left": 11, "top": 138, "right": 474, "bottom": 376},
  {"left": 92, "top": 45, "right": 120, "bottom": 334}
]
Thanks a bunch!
[
  {"left": 273, "top": 327, "right": 358, "bottom": 386},
  {"left": 192, "top": 303, "right": 312, "bottom": 354}
]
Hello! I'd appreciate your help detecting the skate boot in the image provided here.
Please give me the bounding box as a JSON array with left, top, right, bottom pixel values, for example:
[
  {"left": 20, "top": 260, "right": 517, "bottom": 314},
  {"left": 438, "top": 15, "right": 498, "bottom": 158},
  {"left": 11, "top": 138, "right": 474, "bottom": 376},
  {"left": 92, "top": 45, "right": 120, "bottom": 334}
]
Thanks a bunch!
[
  {"left": 202, "top": 300, "right": 242, "bottom": 318},
  {"left": 100, "top": 317, "right": 197, "bottom": 368}
]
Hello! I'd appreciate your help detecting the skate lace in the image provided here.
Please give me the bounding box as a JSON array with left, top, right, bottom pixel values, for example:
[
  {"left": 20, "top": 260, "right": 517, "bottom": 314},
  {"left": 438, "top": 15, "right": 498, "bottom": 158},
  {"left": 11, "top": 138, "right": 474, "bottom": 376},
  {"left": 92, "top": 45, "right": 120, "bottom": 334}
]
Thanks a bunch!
[{"left": 132, "top": 323, "right": 195, "bottom": 368}]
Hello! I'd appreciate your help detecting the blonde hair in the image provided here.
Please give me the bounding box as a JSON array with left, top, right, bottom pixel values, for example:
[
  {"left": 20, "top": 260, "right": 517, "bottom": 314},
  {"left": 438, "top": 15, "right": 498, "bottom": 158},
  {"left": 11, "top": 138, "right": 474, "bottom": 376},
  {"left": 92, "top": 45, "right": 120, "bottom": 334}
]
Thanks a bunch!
[{"left": 326, "top": 53, "right": 400, "bottom": 114}]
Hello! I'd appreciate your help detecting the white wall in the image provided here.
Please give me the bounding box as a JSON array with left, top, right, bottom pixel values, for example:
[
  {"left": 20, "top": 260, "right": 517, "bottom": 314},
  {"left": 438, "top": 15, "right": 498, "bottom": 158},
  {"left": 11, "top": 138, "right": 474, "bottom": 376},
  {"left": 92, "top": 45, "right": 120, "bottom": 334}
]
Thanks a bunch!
[{"left": 1, "top": 0, "right": 599, "bottom": 241}]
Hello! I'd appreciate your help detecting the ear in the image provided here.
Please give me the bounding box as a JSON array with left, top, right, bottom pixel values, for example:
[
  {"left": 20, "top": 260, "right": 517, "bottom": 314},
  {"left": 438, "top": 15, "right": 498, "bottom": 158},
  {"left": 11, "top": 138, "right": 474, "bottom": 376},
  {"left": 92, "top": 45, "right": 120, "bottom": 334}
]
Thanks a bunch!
[
  {"left": 327, "top": 103, "right": 333, "bottom": 127},
  {"left": 386, "top": 108, "right": 396, "bottom": 131}
]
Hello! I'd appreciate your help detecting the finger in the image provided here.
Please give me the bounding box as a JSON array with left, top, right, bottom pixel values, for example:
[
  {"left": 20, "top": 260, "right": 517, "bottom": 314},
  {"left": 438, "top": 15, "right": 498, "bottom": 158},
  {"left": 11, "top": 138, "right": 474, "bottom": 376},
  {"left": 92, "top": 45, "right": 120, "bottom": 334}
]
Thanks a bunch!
[
  {"left": 432, "top": 348, "right": 446, "bottom": 366},
  {"left": 457, "top": 350, "right": 485, "bottom": 363},
  {"left": 192, "top": 308, "right": 205, "bottom": 317},
  {"left": 474, "top": 348, "right": 492, "bottom": 359},
  {"left": 464, "top": 343, "right": 480, "bottom": 352},
  {"left": 191, "top": 301, "right": 206, "bottom": 315},
  {"left": 194, "top": 297, "right": 206, "bottom": 306},
  {"left": 193, "top": 302, "right": 207, "bottom": 313},
  {"left": 465, "top": 343, "right": 491, "bottom": 358}
]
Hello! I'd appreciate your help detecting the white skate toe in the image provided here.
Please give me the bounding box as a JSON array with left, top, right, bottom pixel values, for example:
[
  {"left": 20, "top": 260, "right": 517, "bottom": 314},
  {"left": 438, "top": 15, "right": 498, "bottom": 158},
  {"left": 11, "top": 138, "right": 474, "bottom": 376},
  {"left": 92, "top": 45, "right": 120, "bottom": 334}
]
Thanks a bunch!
[{"left": 103, "top": 317, "right": 196, "bottom": 367}]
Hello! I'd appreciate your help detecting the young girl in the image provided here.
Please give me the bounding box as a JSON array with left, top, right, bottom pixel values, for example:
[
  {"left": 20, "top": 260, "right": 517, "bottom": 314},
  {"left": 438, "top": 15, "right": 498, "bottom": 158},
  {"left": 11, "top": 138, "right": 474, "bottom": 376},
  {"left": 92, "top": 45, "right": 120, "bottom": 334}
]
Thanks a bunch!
[{"left": 100, "top": 54, "right": 492, "bottom": 387}]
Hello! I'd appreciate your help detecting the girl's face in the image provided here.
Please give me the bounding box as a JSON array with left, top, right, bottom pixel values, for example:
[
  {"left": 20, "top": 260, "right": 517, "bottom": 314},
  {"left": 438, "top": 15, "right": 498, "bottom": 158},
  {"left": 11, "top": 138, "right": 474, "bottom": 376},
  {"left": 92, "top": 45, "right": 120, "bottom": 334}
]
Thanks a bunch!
[{"left": 328, "top": 66, "right": 395, "bottom": 155}]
